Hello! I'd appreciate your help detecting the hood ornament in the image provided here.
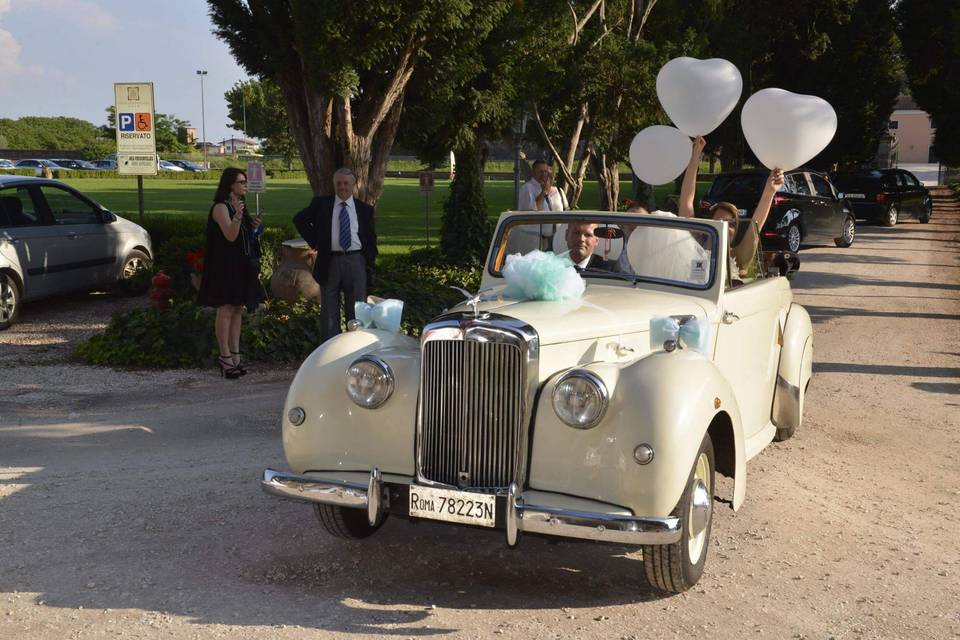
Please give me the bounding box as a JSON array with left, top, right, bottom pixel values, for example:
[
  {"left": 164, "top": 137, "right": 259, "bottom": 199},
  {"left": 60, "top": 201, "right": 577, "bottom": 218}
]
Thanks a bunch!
[{"left": 449, "top": 286, "right": 491, "bottom": 318}]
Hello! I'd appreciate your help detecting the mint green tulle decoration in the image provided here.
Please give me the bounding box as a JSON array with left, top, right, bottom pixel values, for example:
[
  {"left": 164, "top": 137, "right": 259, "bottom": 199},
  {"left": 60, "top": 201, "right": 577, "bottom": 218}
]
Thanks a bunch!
[{"left": 502, "top": 250, "right": 585, "bottom": 301}]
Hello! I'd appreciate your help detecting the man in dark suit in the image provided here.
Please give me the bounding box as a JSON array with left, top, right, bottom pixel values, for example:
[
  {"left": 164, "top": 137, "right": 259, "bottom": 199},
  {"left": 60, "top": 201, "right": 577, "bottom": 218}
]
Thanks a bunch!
[
  {"left": 293, "top": 167, "right": 378, "bottom": 341},
  {"left": 565, "top": 221, "right": 614, "bottom": 272}
]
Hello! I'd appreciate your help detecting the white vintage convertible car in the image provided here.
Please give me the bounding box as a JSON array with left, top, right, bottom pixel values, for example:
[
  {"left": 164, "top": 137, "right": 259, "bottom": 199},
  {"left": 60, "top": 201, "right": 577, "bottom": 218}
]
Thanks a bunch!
[{"left": 262, "top": 210, "right": 812, "bottom": 593}]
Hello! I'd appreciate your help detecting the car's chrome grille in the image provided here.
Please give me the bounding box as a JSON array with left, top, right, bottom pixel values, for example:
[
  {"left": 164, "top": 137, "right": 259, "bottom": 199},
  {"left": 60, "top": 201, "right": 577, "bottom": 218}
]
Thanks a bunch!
[{"left": 419, "top": 339, "right": 524, "bottom": 489}]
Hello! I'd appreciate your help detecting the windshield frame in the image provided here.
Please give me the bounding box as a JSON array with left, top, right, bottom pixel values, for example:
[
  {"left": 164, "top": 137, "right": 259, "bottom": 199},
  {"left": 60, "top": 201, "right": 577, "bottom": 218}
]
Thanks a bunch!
[{"left": 487, "top": 213, "right": 720, "bottom": 291}]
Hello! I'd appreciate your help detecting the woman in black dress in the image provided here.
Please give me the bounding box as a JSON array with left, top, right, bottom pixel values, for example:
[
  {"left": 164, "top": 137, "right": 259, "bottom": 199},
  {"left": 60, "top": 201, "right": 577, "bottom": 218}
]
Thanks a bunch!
[{"left": 197, "top": 168, "right": 265, "bottom": 378}]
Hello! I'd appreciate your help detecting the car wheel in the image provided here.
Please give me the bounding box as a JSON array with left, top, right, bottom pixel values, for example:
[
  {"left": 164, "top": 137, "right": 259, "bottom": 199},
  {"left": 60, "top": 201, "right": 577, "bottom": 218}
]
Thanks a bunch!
[
  {"left": 919, "top": 202, "right": 932, "bottom": 224},
  {"left": 117, "top": 249, "right": 151, "bottom": 295},
  {"left": 313, "top": 504, "right": 387, "bottom": 539},
  {"left": 883, "top": 205, "right": 898, "bottom": 227},
  {"left": 834, "top": 214, "right": 856, "bottom": 248},
  {"left": 643, "top": 433, "right": 714, "bottom": 593},
  {"left": 0, "top": 272, "right": 20, "bottom": 330},
  {"left": 785, "top": 223, "right": 802, "bottom": 253}
]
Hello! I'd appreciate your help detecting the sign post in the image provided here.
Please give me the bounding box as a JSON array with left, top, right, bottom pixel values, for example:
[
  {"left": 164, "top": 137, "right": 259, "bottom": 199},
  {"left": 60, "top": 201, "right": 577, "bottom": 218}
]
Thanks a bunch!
[
  {"left": 419, "top": 171, "right": 434, "bottom": 248},
  {"left": 246, "top": 161, "right": 265, "bottom": 216},
  {"left": 114, "top": 82, "right": 157, "bottom": 223}
]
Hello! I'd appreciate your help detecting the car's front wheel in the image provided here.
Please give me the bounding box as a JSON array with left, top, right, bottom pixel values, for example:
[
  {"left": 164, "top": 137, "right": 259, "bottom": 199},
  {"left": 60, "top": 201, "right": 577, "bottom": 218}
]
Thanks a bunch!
[
  {"left": 919, "top": 201, "right": 932, "bottom": 224},
  {"left": 883, "top": 204, "right": 898, "bottom": 227},
  {"left": 313, "top": 504, "right": 387, "bottom": 540},
  {"left": 785, "top": 223, "right": 802, "bottom": 253},
  {"left": 643, "top": 433, "right": 715, "bottom": 593},
  {"left": 834, "top": 214, "right": 856, "bottom": 248},
  {"left": 0, "top": 271, "right": 20, "bottom": 331}
]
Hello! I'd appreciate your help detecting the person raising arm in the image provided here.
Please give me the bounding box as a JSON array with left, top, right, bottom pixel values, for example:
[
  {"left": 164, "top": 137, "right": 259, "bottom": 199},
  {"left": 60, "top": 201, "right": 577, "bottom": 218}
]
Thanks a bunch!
[{"left": 678, "top": 135, "right": 706, "bottom": 218}]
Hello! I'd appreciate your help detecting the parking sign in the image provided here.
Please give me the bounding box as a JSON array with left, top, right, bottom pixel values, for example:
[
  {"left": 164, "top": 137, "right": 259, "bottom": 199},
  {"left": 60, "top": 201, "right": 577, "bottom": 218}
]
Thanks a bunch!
[{"left": 114, "top": 82, "right": 157, "bottom": 175}]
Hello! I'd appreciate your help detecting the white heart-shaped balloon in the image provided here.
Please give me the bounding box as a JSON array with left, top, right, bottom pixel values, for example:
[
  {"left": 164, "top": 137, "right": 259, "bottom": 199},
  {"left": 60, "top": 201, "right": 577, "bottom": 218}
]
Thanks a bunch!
[
  {"left": 741, "top": 88, "right": 837, "bottom": 171},
  {"left": 629, "top": 125, "right": 691, "bottom": 186},
  {"left": 656, "top": 57, "right": 742, "bottom": 136}
]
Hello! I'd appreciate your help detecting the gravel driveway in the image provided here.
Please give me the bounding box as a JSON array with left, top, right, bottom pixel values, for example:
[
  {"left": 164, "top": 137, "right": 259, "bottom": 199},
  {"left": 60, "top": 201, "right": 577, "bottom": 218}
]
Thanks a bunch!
[{"left": 1, "top": 189, "right": 958, "bottom": 639}]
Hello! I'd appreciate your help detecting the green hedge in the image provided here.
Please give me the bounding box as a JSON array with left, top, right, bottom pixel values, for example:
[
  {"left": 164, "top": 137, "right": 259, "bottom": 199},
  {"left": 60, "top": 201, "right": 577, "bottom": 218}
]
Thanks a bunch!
[
  {"left": 75, "top": 247, "right": 483, "bottom": 368},
  {"left": 0, "top": 168, "right": 37, "bottom": 176},
  {"left": 52, "top": 169, "right": 216, "bottom": 180}
]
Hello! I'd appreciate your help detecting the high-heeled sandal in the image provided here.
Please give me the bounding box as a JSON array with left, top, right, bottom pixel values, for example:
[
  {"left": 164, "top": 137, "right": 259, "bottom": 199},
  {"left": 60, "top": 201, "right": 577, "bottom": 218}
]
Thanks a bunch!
[
  {"left": 218, "top": 355, "right": 242, "bottom": 379},
  {"left": 231, "top": 351, "right": 247, "bottom": 375}
]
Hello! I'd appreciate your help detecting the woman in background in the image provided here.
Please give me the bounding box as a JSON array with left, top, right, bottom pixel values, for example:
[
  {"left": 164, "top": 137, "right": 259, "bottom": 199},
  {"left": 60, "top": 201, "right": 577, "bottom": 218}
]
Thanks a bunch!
[{"left": 197, "top": 167, "right": 265, "bottom": 378}]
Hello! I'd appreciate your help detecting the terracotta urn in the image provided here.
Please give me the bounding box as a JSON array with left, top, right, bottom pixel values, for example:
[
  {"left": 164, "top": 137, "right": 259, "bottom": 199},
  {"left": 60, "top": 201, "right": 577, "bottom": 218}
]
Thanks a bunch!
[{"left": 270, "top": 238, "right": 321, "bottom": 302}]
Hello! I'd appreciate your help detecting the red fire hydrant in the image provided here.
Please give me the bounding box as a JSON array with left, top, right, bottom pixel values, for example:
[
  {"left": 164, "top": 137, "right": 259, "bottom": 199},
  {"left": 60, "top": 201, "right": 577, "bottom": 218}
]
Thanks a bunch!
[{"left": 148, "top": 271, "right": 173, "bottom": 312}]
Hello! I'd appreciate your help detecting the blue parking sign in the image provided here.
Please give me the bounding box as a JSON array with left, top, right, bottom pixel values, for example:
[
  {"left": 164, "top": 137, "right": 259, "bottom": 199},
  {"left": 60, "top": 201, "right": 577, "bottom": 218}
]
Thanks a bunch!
[{"left": 118, "top": 113, "right": 134, "bottom": 131}]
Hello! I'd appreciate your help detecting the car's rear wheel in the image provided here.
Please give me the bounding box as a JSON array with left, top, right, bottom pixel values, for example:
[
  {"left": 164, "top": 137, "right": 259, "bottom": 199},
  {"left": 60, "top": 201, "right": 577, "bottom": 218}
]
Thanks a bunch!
[
  {"left": 643, "top": 433, "right": 714, "bottom": 593},
  {"left": 834, "top": 214, "right": 856, "bottom": 247},
  {"left": 0, "top": 272, "right": 20, "bottom": 331},
  {"left": 785, "top": 223, "right": 802, "bottom": 253},
  {"left": 883, "top": 205, "right": 898, "bottom": 227},
  {"left": 313, "top": 504, "right": 387, "bottom": 539}
]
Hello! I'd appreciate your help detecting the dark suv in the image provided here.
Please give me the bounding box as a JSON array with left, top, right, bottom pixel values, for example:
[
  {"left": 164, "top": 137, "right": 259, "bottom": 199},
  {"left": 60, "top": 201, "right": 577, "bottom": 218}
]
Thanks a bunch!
[
  {"left": 698, "top": 169, "right": 855, "bottom": 253},
  {"left": 830, "top": 168, "right": 931, "bottom": 226}
]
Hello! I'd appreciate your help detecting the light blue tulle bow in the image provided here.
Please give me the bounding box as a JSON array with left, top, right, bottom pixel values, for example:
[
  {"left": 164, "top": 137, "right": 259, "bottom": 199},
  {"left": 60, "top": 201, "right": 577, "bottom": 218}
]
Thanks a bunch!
[
  {"left": 354, "top": 299, "right": 404, "bottom": 333},
  {"left": 649, "top": 315, "right": 711, "bottom": 355}
]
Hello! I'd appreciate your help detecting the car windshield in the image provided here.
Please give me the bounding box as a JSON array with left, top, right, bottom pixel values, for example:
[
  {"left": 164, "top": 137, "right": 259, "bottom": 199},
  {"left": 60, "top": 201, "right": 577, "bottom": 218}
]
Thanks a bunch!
[
  {"left": 709, "top": 173, "right": 766, "bottom": 198},
  {"left": 490, "top": 214, "right": 717, "bottom": 289}
]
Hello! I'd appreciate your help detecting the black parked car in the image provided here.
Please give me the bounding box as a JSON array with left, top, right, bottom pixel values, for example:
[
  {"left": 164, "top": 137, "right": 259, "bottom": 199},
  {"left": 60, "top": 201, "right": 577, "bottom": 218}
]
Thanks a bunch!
[
  {"left": 830, "top": 168, "right": 931, "bottom": 227},
  {"left": 698, "top": 169, "right": 855, "bottom": 253}
]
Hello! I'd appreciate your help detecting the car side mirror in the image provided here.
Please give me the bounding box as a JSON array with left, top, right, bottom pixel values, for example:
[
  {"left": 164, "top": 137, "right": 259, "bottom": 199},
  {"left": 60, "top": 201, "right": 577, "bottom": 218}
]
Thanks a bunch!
[
  {"left": 773, "top": 251, "right": 800, "bottom": 277},
  {"left": 101, "top": 210, "right": 117, "bottom": 223}
]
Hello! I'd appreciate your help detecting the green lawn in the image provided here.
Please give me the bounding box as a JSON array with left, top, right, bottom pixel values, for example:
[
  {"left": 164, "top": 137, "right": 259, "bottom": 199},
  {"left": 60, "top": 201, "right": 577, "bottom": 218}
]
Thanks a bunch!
[{"left": 58, "top": 177, "right": 711, "bottom": 254}]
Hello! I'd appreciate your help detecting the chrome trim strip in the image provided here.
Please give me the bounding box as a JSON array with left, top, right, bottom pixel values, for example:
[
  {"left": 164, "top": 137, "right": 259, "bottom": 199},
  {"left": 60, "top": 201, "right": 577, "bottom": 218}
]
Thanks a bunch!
[
  {"left": 771, "top": 374, "right": 800, "bottom": 430},
  {"left": 516, "top": 503, "right": 681, "bottom": 545},
  {"left": 261, "top": 468, "right": 374, "bottom": 512}
]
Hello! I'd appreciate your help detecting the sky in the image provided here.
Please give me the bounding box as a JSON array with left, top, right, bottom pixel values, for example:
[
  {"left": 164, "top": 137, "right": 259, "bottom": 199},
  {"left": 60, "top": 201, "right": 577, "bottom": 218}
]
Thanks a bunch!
[{"left": 0, "top": 0, "right": 248, "bottom": 143}]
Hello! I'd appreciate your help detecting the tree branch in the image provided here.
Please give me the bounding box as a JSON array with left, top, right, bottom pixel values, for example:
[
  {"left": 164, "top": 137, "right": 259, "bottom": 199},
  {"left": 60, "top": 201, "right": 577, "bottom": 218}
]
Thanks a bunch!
[{"left": 568, "top": 0, "right": 605, "bottom": 45}]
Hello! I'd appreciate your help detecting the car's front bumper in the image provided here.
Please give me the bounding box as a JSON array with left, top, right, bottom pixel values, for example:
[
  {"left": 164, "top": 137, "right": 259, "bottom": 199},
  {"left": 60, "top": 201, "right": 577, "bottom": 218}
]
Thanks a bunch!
[{"left": 262, "top": 468, "right": 681, "bottom": 546}]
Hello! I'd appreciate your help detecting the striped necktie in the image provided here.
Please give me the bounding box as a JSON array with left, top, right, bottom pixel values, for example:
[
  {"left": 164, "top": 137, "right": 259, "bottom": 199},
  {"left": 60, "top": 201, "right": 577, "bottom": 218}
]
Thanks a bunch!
[{"left": 338, "top": 201, "right": 351, "bottom": 251}]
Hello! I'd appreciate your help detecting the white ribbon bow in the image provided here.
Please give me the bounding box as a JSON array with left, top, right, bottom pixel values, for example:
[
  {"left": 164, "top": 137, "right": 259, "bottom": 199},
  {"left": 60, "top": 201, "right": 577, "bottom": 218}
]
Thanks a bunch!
[{"left": 354, "top": 298, "right": 404, "bottom": 333}]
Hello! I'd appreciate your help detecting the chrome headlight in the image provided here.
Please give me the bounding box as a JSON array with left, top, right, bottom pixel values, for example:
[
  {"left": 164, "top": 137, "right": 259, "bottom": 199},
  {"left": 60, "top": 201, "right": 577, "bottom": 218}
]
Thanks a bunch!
[
  {"left": 345, "top": 355, "right": 394, "bottom": 409},
  {"left": 552, "top": 370, "right": 608, "bottom": 429}
]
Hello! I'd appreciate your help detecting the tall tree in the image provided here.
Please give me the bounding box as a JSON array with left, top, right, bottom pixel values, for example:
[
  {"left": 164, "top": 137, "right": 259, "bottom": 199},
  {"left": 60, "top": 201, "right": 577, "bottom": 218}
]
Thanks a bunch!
[
  {"left": 897, "top": 0, "right": 960, "bottom": 165},
  {"left": 397, "top": 0, "right": 514, "bottom": 262},
  {"left": 208, "top": 0, "right": 498, "bottom": 204},
  {"left": 224, "top": 79, "right": 297, "bottom": 163}
]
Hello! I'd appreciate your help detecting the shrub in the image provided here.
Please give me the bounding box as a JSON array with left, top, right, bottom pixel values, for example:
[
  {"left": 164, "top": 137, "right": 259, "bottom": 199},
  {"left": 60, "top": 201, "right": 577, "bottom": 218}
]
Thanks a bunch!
[
  {"left": 371, "top": 247, "right": 482, "bottom": 336},
  {"left": 153, "top": 234, "right": 206, "bottom": 299},
  {"left": 0, "top": 169, "right": 37, "bottom": 176},
  {"left": 243, "top": 298, "right": 324, "bottom": 363},
  {"left": 74, "top": 302, "right": 217, "bottom": 368}
]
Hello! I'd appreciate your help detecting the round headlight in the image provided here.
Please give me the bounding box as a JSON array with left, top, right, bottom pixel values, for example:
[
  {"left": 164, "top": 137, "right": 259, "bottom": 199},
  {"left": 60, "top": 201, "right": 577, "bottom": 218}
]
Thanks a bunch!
[
  {"left": 552, "top": 370, "right": 608, "bottom": 429},
  {"left": 345, "top": 356, "right": 394, "bottom": 409}
]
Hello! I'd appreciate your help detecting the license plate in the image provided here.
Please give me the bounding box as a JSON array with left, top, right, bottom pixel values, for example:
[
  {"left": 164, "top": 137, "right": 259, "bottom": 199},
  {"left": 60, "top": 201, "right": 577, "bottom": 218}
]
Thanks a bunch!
[
  {"left": 845, "top": 193, "right": 865, "bottom": 199},
  {"left": 408, "top": 485, "right": 496, "bottom": 528}
]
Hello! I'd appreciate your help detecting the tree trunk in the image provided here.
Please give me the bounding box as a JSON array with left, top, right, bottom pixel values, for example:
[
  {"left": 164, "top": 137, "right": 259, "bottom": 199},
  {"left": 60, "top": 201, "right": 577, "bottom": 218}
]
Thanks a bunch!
[{"left": 590, "top": 146, "right": 620, "bottom": 211}]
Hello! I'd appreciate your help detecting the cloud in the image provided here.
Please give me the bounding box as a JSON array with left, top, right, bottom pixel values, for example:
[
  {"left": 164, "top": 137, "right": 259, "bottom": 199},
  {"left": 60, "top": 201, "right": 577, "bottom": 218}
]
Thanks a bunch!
[
  {"left": 0, "top": 0, "right": 22, "bottom": 79},
  {"left": 19, "top": 0, "right": 118, "bottom": 32}
]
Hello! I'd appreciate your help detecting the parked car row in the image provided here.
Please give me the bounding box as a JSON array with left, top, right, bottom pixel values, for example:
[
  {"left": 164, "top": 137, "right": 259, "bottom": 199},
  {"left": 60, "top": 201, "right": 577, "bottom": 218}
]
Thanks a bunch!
[
  {"left": 0, "top": 157, "right": 208, "bottom": 175},
  {"left": 0, "top": 175, "right": 153, "bottom": 329},
  {"left": 697, "top": 167, "right": 932, "bottom": 252}
]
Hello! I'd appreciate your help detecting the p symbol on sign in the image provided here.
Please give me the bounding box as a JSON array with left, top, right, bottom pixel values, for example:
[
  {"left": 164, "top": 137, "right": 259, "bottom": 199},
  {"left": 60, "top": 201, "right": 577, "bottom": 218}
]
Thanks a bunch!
[{"left": 118, "top": 113, "right": 134, "bottom": 132}]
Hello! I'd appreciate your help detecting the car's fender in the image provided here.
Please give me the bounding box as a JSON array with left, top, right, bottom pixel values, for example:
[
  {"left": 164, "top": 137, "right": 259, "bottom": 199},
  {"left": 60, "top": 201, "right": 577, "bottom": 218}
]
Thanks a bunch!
[
  {"left": 528, "top": 349, "right": 747, "bottom": 518},
  {"left": 772, "top": 303, "right": 813, "bottom": 431},
  {"left": 282, "top": 329, "right": 420, "bottom": 475}
]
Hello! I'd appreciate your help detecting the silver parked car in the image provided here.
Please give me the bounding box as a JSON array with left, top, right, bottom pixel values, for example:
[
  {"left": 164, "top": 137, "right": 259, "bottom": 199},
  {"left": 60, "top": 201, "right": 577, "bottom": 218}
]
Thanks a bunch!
[{"left": 0, "top": 176, "right": 153, "bottom": 329}]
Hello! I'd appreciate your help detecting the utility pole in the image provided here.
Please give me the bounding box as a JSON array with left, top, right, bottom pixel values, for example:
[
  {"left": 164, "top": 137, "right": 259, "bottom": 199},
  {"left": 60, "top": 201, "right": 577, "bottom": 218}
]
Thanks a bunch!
[{"left": 196, "top": 70, "right": 208, "bottom": 169}]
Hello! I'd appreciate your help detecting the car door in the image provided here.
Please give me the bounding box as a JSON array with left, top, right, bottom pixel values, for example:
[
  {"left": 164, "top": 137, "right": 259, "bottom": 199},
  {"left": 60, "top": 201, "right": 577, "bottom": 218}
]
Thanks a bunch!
[
  {"left": 713, "top": 277, "right": 789, "bottom": 444},
  {"left": 900, "top": 171, "right": 924, "bottom": 218},
  {"left": 36, "top": 184, "right": 116, "bottom": 290},
  {"left": 807, "top": 173, "right": 840, "bottom": 240},
  {"left": 0, "top": 185, "right": 61, "bottom": 300}
]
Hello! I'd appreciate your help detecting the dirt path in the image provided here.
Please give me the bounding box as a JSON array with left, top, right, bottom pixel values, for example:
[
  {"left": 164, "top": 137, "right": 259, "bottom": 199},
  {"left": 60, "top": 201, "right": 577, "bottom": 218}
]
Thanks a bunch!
[{"left": 1, "top": 190, "right": 958, "bottom": 639}]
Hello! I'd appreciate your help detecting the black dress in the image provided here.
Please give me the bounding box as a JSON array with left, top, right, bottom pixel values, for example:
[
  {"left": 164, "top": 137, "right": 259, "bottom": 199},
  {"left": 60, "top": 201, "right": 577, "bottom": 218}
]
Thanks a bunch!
[{"left": 197, "top": 200, "right": 266, "bottom": 311}]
